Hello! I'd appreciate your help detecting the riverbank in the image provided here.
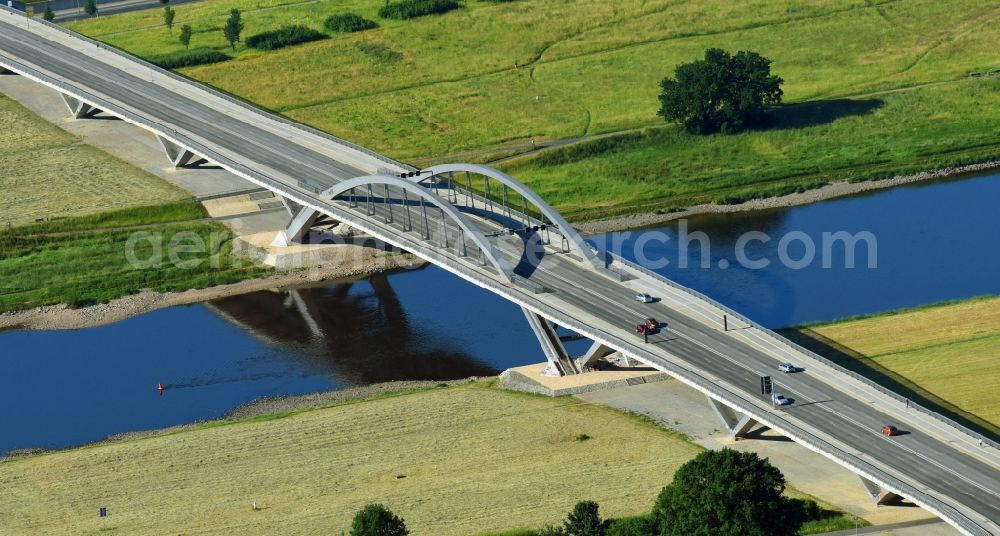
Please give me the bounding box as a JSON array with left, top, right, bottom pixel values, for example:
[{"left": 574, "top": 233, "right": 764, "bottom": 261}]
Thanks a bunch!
[
  {"left": 0, "top": 248, "right": 425, "bottom": 331},
  {"left": 574, "top": 160, "right": 1000, "bottom": 234}
]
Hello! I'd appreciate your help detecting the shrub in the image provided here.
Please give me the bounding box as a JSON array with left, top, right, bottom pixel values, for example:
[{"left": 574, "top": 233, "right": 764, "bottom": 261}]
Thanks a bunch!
[
  {"left": 378, "top": 0, "right": 461, "bottom": 20},
  {"left": 245, "top": 25, "right": 327, "bottom": 51},
  {"left": 350, "top": 504, "right": 408, "bottom": 536},
  {"left": 146, "top": 48, "right": 230, "bottom": 69},
  {"left": 355, "top": 42, "right": 402, "bottom": 64},
  {"left": 605, "top": 515, "right": 655, "bottom": 536},
  {"left": 325, "top": 13, "right": 378, "bottom": 33},
  {"left": 564, "top": 501, "right": 605, "bottom": 536}
]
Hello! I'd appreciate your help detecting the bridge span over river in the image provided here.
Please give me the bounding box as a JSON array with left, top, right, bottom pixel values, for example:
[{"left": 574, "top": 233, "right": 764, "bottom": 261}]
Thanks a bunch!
[{"left": 1, "top": 9, "right": 998, "bottom": 534}]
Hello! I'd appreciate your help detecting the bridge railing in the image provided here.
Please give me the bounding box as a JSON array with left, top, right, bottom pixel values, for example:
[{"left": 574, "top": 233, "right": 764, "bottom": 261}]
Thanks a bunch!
[
  {"left": 0, "top": 5, "right": 410, "bottom": 172},
  {"left": 605, "top": 250, "right": 1000, "bottom": 451}
]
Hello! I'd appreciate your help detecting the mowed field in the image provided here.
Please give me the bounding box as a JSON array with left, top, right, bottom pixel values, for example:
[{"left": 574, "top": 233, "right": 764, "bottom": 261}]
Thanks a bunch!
[
  {"left": 0, "top": 93, "right": 188, "bottom": 227},
  {"left": 804, "top": 296, "right": 1000, "bottom": 429},
  {"left": 63, "top": 0, "right": 1000, "bottom": 220},
  {"left": 0, "top": 383, "right": 702, "bottom": 535}
]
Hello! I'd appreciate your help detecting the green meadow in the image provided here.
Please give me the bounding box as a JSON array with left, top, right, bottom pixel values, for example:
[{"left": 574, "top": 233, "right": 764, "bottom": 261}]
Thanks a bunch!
[{"left": 63, "top": 0, "right": 1000, "bottom": 219}]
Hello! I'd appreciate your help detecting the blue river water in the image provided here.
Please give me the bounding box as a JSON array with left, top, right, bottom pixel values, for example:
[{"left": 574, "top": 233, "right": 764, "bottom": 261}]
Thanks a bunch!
[{"left": 1, "top": 172, "right": 997, "bottom": 453}]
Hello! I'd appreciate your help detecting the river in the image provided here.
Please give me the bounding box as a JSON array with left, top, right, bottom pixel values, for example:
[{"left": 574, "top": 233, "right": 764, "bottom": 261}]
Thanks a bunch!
[{"left": 1, "top": 172, "right": 998, "bottom": 453}]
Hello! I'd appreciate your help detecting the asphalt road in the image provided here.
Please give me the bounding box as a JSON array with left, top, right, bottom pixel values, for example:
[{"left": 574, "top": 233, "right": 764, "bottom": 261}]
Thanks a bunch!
[{"left": 1, "top": 15, "right": 998, "bottom": 534}]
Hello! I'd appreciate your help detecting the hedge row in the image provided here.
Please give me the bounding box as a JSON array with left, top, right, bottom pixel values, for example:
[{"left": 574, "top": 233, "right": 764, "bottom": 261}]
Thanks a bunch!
[
  {"left": 378, "top": 0, "right": 461, "bottom": 20},
  {"left": 324, "top": 13, "right": 378, "bottom": 33},
  {"left": 245, "top": 25, "right": 327, "bottom": 51},
  {"left": 146, "top": 48, "right": 231, "bottom": 69}
]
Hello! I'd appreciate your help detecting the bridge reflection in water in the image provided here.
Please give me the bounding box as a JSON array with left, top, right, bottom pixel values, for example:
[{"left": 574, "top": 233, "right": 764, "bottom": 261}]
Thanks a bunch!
[{"left": 206, "top": 271, "right": 501, "bottom": 385}]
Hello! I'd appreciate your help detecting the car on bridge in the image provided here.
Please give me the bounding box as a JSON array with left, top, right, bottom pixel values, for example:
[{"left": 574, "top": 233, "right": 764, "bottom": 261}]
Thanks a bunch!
[
  {"left": 772, "top": 392, "right": 791, "bottom": 406},
  {"left": 882, "top": 425, "right": 899, "bottom": 437},
  {"left": 778, "top": 363, "right": 797, "bottom": 373},
  {"left": 635, "top": 293, "right": 654, "bottom": 303}
]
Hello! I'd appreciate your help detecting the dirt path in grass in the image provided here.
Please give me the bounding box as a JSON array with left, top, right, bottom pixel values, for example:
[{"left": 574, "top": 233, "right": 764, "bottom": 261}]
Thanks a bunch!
[{"left": 0, "top": 252, "right": 426, "bottom": 332}]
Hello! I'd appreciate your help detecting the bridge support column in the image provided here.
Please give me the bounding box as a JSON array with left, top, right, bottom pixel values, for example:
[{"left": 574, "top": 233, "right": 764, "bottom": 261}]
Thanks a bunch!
[
  {"left": 707, "top": 395, "right": 759, "bottom": 439},
  {"left": 59, "top": 93, "right": 99, "bottom": 119},
  {"left": 273, "top": 206, "right": 323, "bottom": 246},
  {"left": 155, "top": 135, "right": 202, "bottom": 169},
  {"left": 278, "top": 195, "right": 303, "bottom": 218},
  {"left": 576, "top": 341, "right": 612, "bottom": 370},
  {"left": 856, "top": 474, "right": 901, "bottom": 505},
  {"left": 523, "top": 308, "right": 580, "bottom": 376}
]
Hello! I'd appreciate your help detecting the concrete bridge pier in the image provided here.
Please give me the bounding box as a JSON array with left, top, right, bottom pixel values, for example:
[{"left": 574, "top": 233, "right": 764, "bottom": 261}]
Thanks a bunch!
[
  {"left": 59, "top": 93, "right": 99, "bottom": 119},
  {"left": 857, "top": 474, "right": 902, "bottom": 505},
  {"left": 523, "top": 309, "right": 580, "bottom": 376},
  {"left": 707, "top": 395, "right": 760, "bottom": 439},
  {"left": 154, "top": 134, "right": 203, "bottom": 169}
]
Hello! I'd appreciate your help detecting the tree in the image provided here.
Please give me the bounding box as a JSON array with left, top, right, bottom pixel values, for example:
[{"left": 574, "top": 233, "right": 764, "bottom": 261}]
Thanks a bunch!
[
  {"left": 652, "top": 449, "right": 804, "bottom": 536},
  {"left": 350, "top": 504, "right": 408, "bottom": 536},
  {"left": 83, "top": 0, "right": 97, "bottom": 17},
  {"left": 658, "top": 48, "right": 783, "bottom": 134},
  {"left": 163, "top": 6, "right": 175, "bottom": 34},
  {"left": 179, "top": 24, "right": 192, "bottom": 49},
  {"left": 42, "top": 5, "right": 54, "bottom": 21},
  {"left": 564, "top": 500, "right": 605, "bottom": 536},
  {"left": 159, "top": 0, "right": 168, "bottom": 4},
  {"left": 222, "top": 8, "right": 243, "bottom": 51}
]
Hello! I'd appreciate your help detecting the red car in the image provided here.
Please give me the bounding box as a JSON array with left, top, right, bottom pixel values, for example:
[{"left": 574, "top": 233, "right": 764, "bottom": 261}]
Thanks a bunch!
[
  {"left": 881, "top": 425, "right": 899, "bottom": 437},
  {"left": 635, "top": 324, "right": 648, "bottom": 335}
]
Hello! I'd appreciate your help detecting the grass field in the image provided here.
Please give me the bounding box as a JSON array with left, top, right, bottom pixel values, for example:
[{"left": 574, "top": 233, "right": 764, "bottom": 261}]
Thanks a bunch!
[
  {"left": 793, "top": 296, "right": 1000, "bottom": 432},
  {"left": 0, "top": 382, "right": 703, "bottom": 535},
  {"left": 0, "top": 214, "right": 270, "bottom": 312},
  {"left": 61, "top": 0, "right": 1000, "bottom": 220},
  {"left": 0, "top": 93, "right": 189, "bottom": 227},
  {"left": 0, "top": 381, "right": 855, "bottom": 535},
  {"left": 504, "top": 77, "right": 1000, "bottom": 219}
]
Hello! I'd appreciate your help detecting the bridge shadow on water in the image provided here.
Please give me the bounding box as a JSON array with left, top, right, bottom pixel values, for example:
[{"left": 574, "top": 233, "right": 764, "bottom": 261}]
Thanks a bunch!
[
  {"left": 778, "top": 328, "right": 1000, "bottom": 442},
  {"left": 208, "top": 271, "right": 499, "bottom": 385}
]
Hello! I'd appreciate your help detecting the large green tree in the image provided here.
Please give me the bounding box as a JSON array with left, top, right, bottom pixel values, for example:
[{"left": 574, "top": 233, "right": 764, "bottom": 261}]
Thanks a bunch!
[
  {"left": 222, "top": 8, "right": 243, "bottom": 51},
  {"left": 564, "top": 500, "right": 606, "bottom": 536},
  {"left": 652, "top": 449, "right": 804, "bottom": 536},
  {"left": 658, "top": 48, "right": 783, "bottom": 134},
  {"left": 350, "top": 503, "right": 408, "bottom": 536},
  {"left": 83, "top": 0, "right": 97, "bottom": 17}
]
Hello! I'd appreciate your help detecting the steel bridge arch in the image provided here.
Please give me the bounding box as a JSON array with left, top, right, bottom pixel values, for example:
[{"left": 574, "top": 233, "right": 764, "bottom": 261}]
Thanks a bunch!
[
  {"left": 419, "top": 163, "right": 605, "bottom": 272},
  {"left": 308, "top": 174, "right": 515, "bottom": 284}
]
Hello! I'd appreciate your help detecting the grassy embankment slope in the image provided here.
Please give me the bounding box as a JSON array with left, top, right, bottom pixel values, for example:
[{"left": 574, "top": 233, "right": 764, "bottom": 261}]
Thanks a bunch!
[
  {"left": 792, "top": 295, "right": 1000, "bottom": 435},
  {"left": 0, "top": 93, "right": 268, "bottom": 312},
  {"left": 65, "top": 0, "right": 1000, "bottom": 221},
  {"left": 0, "top": 381, "right": 854, "bottom": 535}
]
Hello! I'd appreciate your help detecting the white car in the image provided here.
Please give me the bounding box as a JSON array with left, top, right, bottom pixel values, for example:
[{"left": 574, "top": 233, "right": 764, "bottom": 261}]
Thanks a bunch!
[
  {"left": 777, "top": 363, "right": 796, "bottom": 373},
  {"left": 771, "top": 392, "right": 791, "bottom": 406},
  {"left": 635, "top": 293, "right": 654, "bottom": 303}
]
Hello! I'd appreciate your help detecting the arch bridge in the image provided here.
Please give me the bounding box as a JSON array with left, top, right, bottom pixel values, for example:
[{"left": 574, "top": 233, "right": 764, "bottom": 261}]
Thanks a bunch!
[{"left": 1, "top": 9, "right": 999, "bottom": 535}]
